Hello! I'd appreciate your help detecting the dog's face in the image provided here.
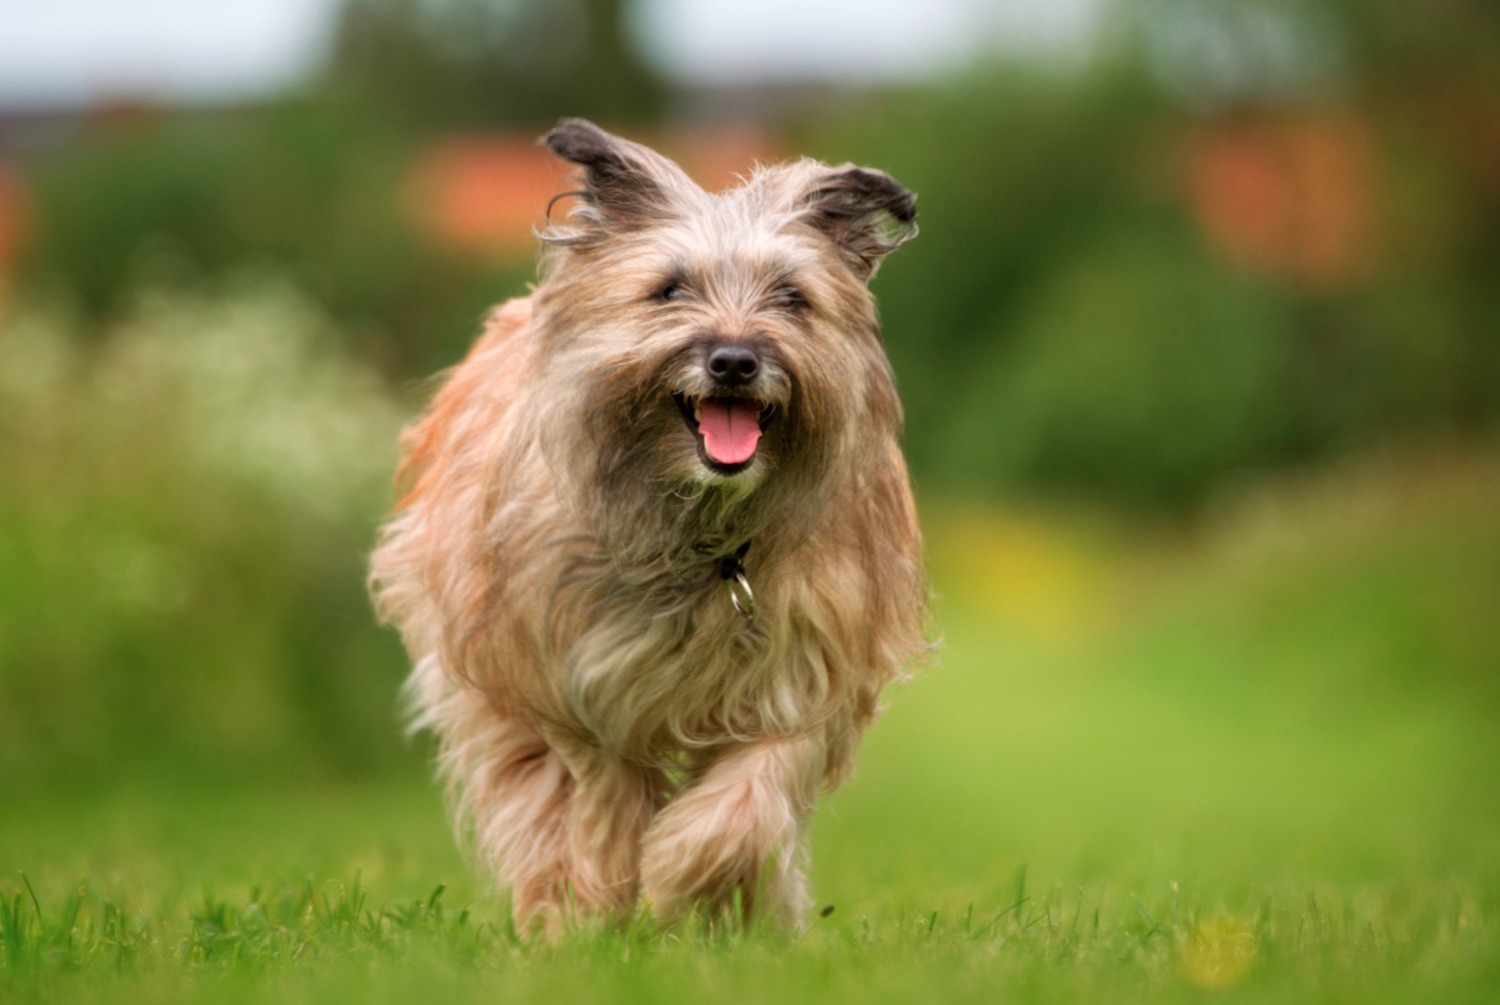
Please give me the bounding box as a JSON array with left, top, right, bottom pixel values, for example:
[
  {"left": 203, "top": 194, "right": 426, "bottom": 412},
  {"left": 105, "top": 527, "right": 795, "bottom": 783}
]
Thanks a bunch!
[{"left": 532, "top": 120, "right": 915, "bottom": 538}]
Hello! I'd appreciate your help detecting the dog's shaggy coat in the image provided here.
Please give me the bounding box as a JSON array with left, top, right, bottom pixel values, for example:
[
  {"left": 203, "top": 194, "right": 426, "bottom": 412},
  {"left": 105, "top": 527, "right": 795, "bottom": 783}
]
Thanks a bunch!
[{"left": 370, "top": 119, "right": 928, "bottom": 930}]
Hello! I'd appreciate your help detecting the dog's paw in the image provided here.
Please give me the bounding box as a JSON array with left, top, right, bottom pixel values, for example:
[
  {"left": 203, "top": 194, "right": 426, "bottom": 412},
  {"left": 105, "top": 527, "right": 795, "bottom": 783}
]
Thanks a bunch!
[{"left": 638, "top": 769, "right": 807, "bottom": 924}]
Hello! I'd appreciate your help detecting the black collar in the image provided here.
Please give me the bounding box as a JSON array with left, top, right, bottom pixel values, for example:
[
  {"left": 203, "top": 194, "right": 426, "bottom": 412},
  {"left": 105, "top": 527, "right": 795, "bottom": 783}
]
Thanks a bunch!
[{"left": 717, "top": 540, "right": 752, "bottom": 582}]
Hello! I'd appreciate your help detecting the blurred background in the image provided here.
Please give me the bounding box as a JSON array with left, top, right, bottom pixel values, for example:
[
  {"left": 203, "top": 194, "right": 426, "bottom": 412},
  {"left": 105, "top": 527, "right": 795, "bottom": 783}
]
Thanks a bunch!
[{"left": 0, "top": 0, "right": 1496, "bottom": 892}]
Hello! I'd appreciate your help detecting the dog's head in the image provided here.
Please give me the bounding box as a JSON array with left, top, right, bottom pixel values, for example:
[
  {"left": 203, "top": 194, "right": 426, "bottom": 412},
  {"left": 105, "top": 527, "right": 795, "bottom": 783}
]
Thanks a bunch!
[{"left": 533, "top": 119, "right": 915, "bottom": 539}]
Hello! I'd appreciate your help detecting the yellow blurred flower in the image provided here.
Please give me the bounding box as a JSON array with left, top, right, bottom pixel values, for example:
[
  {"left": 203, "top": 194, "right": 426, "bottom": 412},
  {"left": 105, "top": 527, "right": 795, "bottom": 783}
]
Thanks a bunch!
[{"left": 1179, "top": 912, "right": 1258, "bottom": 988}]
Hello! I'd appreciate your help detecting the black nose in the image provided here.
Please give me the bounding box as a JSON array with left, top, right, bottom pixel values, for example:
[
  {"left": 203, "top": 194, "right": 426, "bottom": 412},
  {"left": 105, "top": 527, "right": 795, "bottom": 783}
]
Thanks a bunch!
[{"left": 705, "top": 344, "right": 760, "bottom": 387}]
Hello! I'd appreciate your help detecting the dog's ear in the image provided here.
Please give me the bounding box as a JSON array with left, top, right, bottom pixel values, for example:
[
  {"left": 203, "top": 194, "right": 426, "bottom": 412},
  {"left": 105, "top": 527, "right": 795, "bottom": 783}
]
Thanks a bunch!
[
  {"left": 542, "top": 118, "right": 689, "bottom": 235},
  {"left": 798, "top": 165, "right": 917, "bottom": 279}
]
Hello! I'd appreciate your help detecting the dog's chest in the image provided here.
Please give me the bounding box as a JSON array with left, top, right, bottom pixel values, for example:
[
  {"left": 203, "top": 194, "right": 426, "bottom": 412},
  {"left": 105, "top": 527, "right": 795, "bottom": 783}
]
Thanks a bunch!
[{"left": 557, "top": 581, "right": 826, "bottom": 759}]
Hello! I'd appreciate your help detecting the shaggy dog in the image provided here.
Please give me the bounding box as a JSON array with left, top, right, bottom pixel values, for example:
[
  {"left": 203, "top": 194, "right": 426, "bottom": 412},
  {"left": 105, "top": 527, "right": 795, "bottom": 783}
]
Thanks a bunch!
[{"left": 370, "top": 119, "right": 928, "bottom": 931}]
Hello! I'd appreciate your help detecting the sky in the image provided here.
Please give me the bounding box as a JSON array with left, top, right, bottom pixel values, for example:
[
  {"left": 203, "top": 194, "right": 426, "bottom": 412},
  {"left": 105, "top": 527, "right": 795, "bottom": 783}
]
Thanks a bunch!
[
  {"left": 0, "top": 0, "right": 344, "bottom": 109},
  {"left": 632, "top": 0, "right": 1108, "bottom": 83},
  {"left": 0, "top": 0, "right": 1106, "bottom": 110}
]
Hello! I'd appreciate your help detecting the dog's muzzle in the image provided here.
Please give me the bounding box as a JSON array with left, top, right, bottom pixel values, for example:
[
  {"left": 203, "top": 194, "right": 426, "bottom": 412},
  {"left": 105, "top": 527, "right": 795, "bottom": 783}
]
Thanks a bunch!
[
  {"left": 672, "top": 339, "right": 780, "bottom": 476},
  {"left": 673, "top": 393, "right": 774, "bottom": 474}
]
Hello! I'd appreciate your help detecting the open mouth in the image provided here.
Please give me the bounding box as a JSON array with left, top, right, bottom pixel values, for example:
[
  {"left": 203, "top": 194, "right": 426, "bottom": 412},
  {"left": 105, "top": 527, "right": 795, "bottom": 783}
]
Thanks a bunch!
[{"left": 673, "top": 393, "right": 775, "bottom": 475}]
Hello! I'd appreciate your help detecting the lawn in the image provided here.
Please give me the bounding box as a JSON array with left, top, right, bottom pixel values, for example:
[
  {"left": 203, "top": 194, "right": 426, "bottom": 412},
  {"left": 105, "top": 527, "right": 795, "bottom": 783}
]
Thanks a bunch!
[{"left": 3, "top": 449, "right": 1498, "bottom": 1003}]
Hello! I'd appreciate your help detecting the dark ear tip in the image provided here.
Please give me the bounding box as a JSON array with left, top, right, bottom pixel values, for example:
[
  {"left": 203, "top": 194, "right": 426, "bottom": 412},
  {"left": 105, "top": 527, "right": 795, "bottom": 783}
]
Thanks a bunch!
[
  {"left": 542, "top": 118, "right": 615, "bottom": 165},
  {"left": 889, "top": 190, "right": 918, "bottom": 225},
  {"left": 823, "top": 166, "right": 916, "bottom": 225},
  {"left": 847, "top": 167, "right": 917, "bottom": 223}
]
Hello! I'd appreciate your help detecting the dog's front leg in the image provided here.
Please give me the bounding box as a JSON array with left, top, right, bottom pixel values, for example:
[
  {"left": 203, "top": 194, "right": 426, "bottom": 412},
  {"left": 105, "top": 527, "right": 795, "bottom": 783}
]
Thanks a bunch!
[
  {"left": 444, "top": 702, "right": 654, "bottom": 935},
  {"left": 639, "top": 735, "right": 823, "bottom": 927},
  {"left": 547, "top": 734, "right": 662, "bottom": 925}
]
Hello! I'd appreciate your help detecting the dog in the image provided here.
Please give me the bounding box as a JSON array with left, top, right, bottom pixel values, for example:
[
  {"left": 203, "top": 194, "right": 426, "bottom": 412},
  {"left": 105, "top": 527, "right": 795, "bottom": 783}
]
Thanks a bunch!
[{"left": 370, "top": 118, "right": 928, "bottom": 932}]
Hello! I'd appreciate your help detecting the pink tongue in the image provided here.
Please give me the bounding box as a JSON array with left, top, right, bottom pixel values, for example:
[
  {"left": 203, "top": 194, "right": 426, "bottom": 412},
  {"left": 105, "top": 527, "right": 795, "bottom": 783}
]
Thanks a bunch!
[{"left": 698, "top": 398, "right": 763, "bottom": 465}]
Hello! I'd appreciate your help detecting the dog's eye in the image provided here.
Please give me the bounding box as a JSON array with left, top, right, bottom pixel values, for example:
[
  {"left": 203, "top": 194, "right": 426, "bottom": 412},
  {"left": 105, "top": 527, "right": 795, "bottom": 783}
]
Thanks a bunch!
[
  {"left": 655, "top": 281, "right": 686, "bottom": 303},
  {"left": 771, "top": 286, "right": 808, "bottom": 312}
]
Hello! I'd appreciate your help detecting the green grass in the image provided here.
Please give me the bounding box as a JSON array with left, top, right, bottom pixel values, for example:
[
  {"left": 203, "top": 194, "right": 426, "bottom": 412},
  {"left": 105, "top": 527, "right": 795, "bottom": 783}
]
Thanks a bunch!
[{"left": 3, "top": 450, "right": 1498, "bottom": 1002}]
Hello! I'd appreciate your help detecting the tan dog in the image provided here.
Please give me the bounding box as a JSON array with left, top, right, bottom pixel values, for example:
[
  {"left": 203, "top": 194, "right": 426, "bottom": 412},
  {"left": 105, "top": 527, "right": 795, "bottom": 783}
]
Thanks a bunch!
[{"left": 371, "top": 119, "right": 928, "bottom": 931}]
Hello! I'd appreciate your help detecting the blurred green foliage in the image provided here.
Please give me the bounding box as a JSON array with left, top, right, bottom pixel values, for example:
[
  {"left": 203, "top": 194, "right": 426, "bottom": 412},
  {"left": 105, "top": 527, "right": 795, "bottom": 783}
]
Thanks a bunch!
[
  {"left": 23, "top": 106, "right": 525, "bottom": 376},
  {"left": 0, "top": 279, "right": 413, "bottom": 796},
  {"left": 326, "top": 0, "right": 665, "bottom": 130},
  {"left": 810, "top": 60, "right": 1498, "bottom": 504}
]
